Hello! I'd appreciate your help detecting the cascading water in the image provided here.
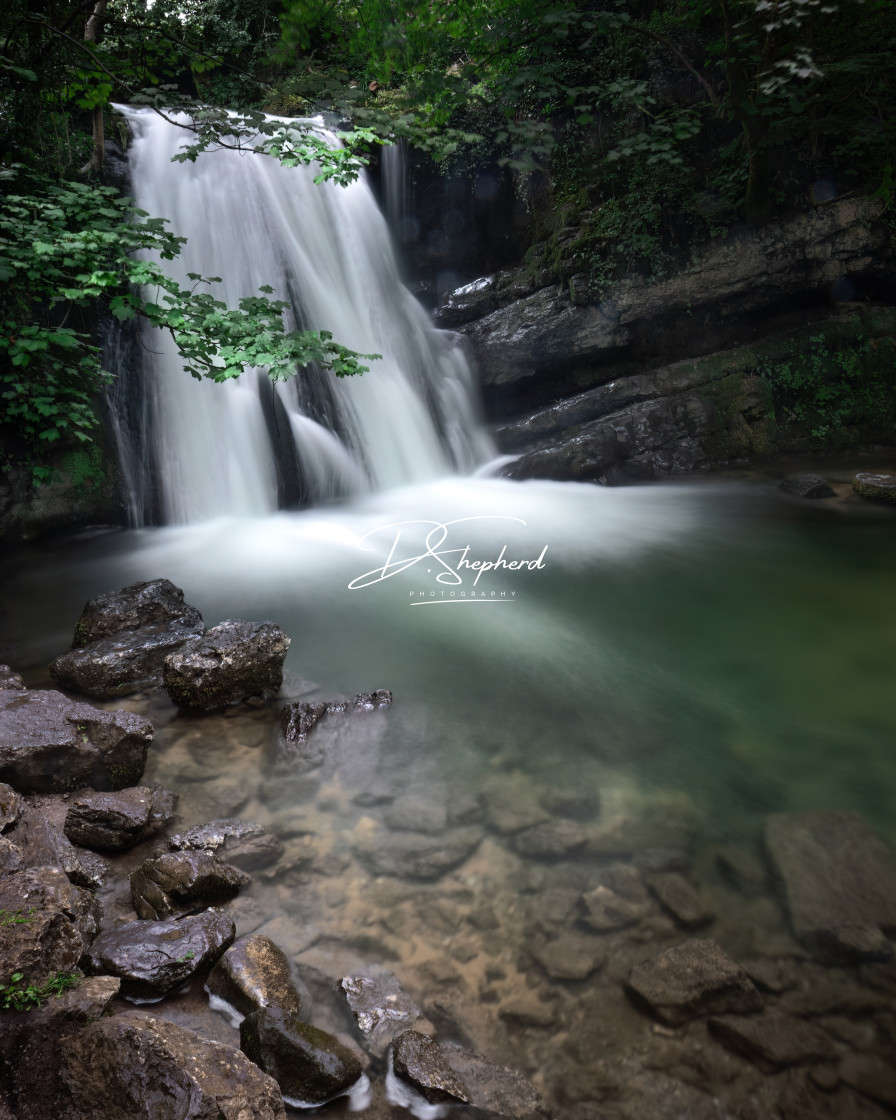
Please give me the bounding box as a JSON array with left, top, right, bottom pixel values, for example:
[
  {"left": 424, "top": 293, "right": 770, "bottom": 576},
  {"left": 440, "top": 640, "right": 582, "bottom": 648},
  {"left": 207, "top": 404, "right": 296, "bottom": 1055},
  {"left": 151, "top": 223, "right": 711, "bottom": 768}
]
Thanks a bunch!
[{"left": 109, "top": 108, "right": 492, "bottom": 526}]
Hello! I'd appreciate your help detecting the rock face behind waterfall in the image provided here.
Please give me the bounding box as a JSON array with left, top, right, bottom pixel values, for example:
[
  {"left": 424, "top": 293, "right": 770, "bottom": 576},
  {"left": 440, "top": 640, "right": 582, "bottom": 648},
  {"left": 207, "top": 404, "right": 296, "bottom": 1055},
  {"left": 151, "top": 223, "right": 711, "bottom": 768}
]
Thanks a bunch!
[
  {"left": 446, "top": 196, "right": 896, "bottom": 481},
  {"left": 163, "top": 620, "right": 291, "bottom": 709}
]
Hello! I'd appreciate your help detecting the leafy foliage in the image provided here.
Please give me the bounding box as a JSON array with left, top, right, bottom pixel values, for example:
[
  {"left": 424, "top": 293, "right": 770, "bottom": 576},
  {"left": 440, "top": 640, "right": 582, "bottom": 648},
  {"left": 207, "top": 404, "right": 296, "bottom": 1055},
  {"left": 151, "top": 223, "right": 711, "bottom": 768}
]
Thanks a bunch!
[
  {"left": 759, "top": 333, "right": 896, "bottom": 445},
  {"left": 0, "top": 970, "right": 82, "bottom": 1011}
]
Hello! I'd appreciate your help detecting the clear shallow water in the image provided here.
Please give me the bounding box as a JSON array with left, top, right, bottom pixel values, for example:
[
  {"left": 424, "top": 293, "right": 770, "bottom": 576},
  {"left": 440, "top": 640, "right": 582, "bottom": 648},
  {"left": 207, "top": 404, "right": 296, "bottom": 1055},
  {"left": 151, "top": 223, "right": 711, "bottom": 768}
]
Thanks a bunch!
[
  {"left": 4, "top": 474, "right": 896, "bottom": 1114},
  {"left": 3, "top": 475, "right": 895, "bottom": 842}
]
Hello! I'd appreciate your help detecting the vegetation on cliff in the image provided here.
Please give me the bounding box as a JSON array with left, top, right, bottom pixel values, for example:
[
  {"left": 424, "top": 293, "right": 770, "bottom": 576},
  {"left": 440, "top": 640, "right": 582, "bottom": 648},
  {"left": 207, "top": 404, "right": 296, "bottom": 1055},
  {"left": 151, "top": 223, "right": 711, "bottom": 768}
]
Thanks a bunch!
[{"left": 0, "top": 0, "right": 893, "bottom": 480}]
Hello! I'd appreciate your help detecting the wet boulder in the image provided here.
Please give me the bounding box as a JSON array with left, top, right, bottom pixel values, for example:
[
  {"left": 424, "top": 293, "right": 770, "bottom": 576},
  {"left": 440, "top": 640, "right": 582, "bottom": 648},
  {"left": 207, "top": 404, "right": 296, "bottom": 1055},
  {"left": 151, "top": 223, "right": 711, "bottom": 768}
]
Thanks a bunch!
[
  {"left": 0, "top": 783, "right": 24, "bottom": 832},
  {"left": 52, "top": 580, "right": 205, "bottom": 700},
  {"left": 625, "top": 937, "right": 763, "bottom": 1026},
  {"left": 280, "top": 701, "right": 328, "bottom": 743},
  {"left": 130, "top": 850, "right": 248, "bottom": 920},
  {"left": 765, "top": 811, "right": 896, "bottom": 961},
  {"left": 8, "top": 806, "right": 108, "bottom": 889},
  {"left": 340, "top": 970, "right": 433, "bottom": 1057},
  {"left": 206, "top": 934, "right": 302, "bottom": 1025},
  {"left": 240, "top": 1006, "right": 364, "bottom": 1107},
  {"left": 0, "top": 866, "right": 100, "bottom": 987},
  {"left": 852, "top": 472, "right": 896, "bottom": 504},
  {"left": 60, "top": 1010, "right": 285, "bottom": 1120},
  {"left": 84, "top": 909, "right": 235, "bottom": 1001},
  {"left": 0, "top": 976, "right": 120, "bottom": 1120},
  {"left": 779, "top": 474, "right": 835, "bottom": 499},
  {"left": 708, "top": 1010, "right": 838, "bottom": 1072},
  {"left": 168, "top": 818, "right": 282, "bottom": 871},
  {"left": 0, "top": 688, "right": 152, "bottom": 793},
  {"left": 352, "top": 690, "right": 392, "bottom": 712},
  {"left": 390, "top": 1030, "right": 470, "bottom": 1106},
  {"left": 50, "top": 625, "right": 206, "bottom": 701},
  {"left": 70, "top": 579, "right": 204, "bottom": 647},
  {"left": 64, "top": 785, "right": 177, "bottom": 852},
  {"left": 163, "top": 619, "right": 290, "bottom": 709}
]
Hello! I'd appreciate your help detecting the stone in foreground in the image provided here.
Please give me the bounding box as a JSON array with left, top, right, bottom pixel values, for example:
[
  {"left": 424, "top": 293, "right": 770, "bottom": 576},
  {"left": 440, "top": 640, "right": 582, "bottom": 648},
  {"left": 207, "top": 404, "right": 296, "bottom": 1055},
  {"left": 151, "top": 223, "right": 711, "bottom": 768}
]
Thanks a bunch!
[
  {"left": 168, "top": 817, "right": 283, "bottom": 871},
  {"left": 708, "top": 1010, "right": 838, "bottom": 1072},
  {"left": 779, "top": 474, "right": 835, "bottom": 499},
  {"left": 129, "top": 850, "right": 248, "bottom": 920},
  {"left": 0, "top": 688, "right": 152, "bottom": 793},
  {"left": 163, "top": 619, "right": 290, "bottom": 709},
  {"left": 206, "top": 933, "right": 302, "bottom": 1024},
  {"left": 625, "top": 937, "right": 762, "bottom": 1026},
  {"left": 84, "top": 909, "right": 235, "bottom": 1001},
  {"left": 582, "top": 862, "right": 651, "bottom": 931},
  {"left": 240, "top": 1006, "right": 363, "bottom": 1107},
  {"left": 70, "top": 578, "right": 204, "bottom": 647},
  {"left": 64, "top": 785, "right": 177, "bottom": 851},
  {"left": 764, "top": 811, "right": 896, "bottom": 958},
  {"left": 852, "top": 472, "right": 896, "bottom": 504},
  {"left": 9, "top": 805, "right": 108, "bottom": 889},
  {"left": 391, "top": 1030, "right": 470, "bottom": 1105},
  {"left": 0, "top": 866, "right": 100, "bottom": 986},
  {"left": 60, "top": 1010, "right": 285, "bottom": 1119},
  {"left": 340, "top": 970, "right": 430, "bottom": 1057}
]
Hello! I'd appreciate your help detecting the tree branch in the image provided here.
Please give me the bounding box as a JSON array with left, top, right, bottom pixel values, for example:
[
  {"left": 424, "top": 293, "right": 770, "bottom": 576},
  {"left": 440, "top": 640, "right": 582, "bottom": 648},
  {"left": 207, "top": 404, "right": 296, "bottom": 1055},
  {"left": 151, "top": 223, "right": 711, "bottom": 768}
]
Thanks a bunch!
[{"left": 631, "top": 25, "right": 720, "bottom": 107}]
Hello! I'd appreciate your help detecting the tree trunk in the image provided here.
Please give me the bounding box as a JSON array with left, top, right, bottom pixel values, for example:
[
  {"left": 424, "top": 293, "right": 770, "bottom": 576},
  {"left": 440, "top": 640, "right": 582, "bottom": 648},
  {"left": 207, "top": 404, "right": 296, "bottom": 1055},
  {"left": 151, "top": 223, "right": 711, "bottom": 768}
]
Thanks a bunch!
[{"left": 81, "top": 0, "right": 108, "bottom": 177}]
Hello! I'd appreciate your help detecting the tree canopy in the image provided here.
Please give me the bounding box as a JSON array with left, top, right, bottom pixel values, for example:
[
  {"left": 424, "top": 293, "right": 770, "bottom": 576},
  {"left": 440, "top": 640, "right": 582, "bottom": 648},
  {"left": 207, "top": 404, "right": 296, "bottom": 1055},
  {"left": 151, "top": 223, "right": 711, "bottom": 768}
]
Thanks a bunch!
[{"left": 1, "top": 0, "right": 893, "bottom": 478}]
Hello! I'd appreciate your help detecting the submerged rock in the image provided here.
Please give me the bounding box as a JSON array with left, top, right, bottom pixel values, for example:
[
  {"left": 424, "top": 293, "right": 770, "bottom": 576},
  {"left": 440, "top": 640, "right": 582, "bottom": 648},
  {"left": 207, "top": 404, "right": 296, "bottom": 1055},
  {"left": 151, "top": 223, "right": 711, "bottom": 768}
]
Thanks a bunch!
[
  {"left": 352, "top": 823, "right": 482, "bottom": 881},
  {"left": 0, "top": 688, "right": 152, "bottom": 793},
  {"left": 625, "top": 937, "right": 763, "bottom": 1026},
  {"left": 169, "top": 818, "right": 283, "bottom": 871},
  {"left": 352, "top": 690, "right": 392, "bottom": 712},
  {"left": 439, "top": 1043, "right": 552, "bottom": 1120},
  {"left": 644, "top": 871, "right": 715, "bottom": 929},
  {"left": 581, "top": 862, "right": 651, "bottom": 931},
  {"left": 532, "top": 934, "right": 606, "bottom": 981},
  {"left": 0, "top": 666, "right": 25, "bottom": 691},
  {"left": 390, "top": 1030, "right": 470, "bottom": 1105},
  {"left": 84, "top": 909, "right": 235, "bottom": 1001},
  {"left": 764, "top": 810, "right": 896, "bottom": 960},
  {"left": 163, "top": 619, "right": 290, "bottom": 709},
  {"left": 130, "top": 849, "right": 249, "bottom": 920},
  {"left": 512, "top": 819, "right": 588, "bottom": 859},
  {"left": 708, "top": 1010, "right": 838, "bottom": 1072},
  {"left": 852, "top": 472, "right": 896, "bottom": 504},
  {"left": 206, "top": 934, "right": 302, "bottom": 1024},
  {"left": 70, "top": 578, "right": 204, "bottom": 647},
  {"left": 340, "top": 970, "right": 431, "bottom": 1057},
  {"left": 0, "top": 866, "right": 100, "bottom": 986},
  {"left": 60, "top": 1010, "right": 285, "bottom": 1120},
  {"left": 64, "top": 785, "right": 177, "bottom": 851},
  {"left": 240, "top": 1006, "right": 363, "bottom": 1107},
  {"left": 779, "top": 474, "right": 835, "bottom": 499},
  {"left": 279, "top": 690, "right": 392, "bottom": 744}
]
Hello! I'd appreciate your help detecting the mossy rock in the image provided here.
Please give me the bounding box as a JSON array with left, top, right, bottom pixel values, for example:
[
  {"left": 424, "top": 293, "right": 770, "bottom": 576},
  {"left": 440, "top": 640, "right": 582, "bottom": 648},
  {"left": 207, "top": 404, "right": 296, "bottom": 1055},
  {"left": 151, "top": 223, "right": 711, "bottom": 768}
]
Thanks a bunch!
[{"left": 852, "top": 473, "right": 896, "bottom": 504}]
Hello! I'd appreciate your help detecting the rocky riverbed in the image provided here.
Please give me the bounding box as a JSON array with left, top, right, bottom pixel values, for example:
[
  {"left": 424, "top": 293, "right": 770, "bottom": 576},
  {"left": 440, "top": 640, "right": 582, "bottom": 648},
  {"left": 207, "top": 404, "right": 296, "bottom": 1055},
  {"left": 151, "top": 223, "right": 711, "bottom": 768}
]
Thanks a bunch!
[{"left": 1, "top": 578, "right": 896, "bottom": 1119}]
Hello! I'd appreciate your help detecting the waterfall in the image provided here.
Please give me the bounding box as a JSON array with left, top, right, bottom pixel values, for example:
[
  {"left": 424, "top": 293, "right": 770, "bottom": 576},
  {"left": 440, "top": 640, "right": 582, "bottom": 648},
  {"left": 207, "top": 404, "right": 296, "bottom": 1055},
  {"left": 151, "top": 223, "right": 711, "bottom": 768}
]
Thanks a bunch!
[{"left": 110, "top": 108, "right": 492, "bottom": 526}]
